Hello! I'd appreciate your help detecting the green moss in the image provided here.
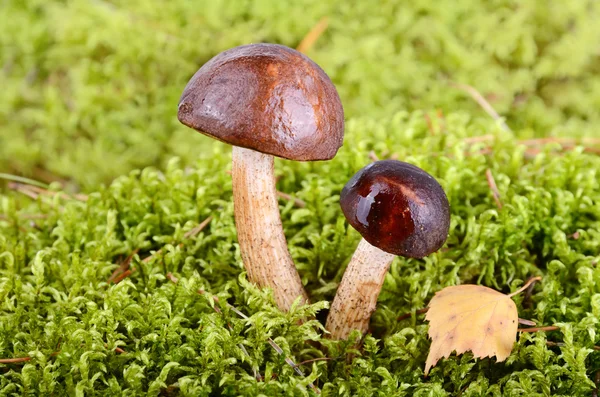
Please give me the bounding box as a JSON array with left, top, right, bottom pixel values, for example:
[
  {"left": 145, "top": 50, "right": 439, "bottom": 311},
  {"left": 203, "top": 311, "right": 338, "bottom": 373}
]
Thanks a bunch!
[
  {"left": 1, "top": 0, "right": 600, "bottom": 187},
  {"left": 2, "top": 112, "right": 600, "bottom": 395}
]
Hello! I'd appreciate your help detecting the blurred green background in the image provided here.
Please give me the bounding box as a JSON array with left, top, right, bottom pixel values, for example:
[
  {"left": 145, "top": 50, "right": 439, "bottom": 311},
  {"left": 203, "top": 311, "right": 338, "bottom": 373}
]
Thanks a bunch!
[{"left": 2, "top": 0, "right": 599, "bottom": 190}]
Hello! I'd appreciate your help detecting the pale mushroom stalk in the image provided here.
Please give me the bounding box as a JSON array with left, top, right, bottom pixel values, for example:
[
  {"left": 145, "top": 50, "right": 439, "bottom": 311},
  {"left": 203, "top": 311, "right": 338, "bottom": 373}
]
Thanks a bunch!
[
  {"left": 232, "top": 146, "right": 308, "bottom": 310},
  {"left": 325, "top": 239, "right": 394, "bottom": 340}
]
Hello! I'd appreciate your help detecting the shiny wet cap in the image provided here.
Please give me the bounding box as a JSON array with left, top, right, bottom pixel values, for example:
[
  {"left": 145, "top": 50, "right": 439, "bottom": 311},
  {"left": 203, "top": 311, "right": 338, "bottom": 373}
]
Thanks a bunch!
[
  {"left": 340, "top": 160, "right": 450, "bottom": 258},
  {"left": 177, "top": 43, "right": 344, "bottom": 161}
]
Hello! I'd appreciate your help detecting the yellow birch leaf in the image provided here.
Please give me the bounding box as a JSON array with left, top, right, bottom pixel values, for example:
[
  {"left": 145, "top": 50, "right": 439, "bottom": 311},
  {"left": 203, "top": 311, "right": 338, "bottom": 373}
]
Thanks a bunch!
[{"left": 424, "top": 284, "right": 518, "bottom": 376}]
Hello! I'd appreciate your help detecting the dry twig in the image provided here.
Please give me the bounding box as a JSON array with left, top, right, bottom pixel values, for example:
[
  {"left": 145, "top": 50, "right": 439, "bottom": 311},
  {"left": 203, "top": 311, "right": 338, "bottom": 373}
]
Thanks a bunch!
[
  {"left": 1, "top": 345, "right": 124, "bottom": 365},
  {"left": 8, "top": 182, "right": 87, "bottom": 202},
  {"left": 297, "top": 17, "right": 329, "bottom": 54},
  {"left": 26, "top": 184, "right": 88, "bottom": 201},
  {"left": 0, "top": 357, "right": 31, "bottom": 364},
  {"left": 296, "top": 357, "right": 334, "bottom": 366},
  {"left": 507, "top": 276, "right": 542, "bottom": 298},
  {"left": 183, "top": 216, "right": 214, "bottom": 239},
  {"left": 276, "top": 191, "right": 306, "bottom": 208},
  {"left": 368, "top": 151, "right": 380, "bottom": 162},
  {"left": 8, "top": 183, "right": 39, "bottom": 200},
  {"left": 522, "top": 276, "right": 542, "bottom": 309},
  {"left": 520, "top": 137, "right": 600, "bottom": 146},
  {"left": 424, "top": 114, "right": 435, "bottom": 134},
  {"left": 485, "top": 169, "right": 503, "bottom": 209},
  {"left": 449, "top": 82, "right": 510, "bottom": 132},
  {"left": 518, "top": 319, "right": 536, "bottom": 326},
  {"left": 108, "top": 249, "right": 139, "bottom": 282},
  {"left": 517, "top": 325, "right": 560, "bottom": 333},
  {"left": 397, "top": 307, "right": 429, "bottom": 322},
  {"left": 462, "top": 135, "right": 495, "bottom": 145}
]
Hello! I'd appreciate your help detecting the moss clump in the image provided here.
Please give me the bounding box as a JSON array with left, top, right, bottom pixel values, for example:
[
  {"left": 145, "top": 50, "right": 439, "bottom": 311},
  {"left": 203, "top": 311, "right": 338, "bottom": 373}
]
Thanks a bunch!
[
  {"left": 2, "top": 112, "right": 600, "bottom": 395},
  {"left": 2, "top": 0, "right": 600, "bottom": 187}
]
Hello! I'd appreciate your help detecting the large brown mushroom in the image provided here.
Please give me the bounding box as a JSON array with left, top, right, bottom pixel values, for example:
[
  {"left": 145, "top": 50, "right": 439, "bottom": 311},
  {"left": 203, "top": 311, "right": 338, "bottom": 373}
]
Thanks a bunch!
[
  {"left": 177, "top": 44, "right": 344, "bottom": 311},
  {"left": 326, "top": 160, "right": 450, "bottom": 339}
]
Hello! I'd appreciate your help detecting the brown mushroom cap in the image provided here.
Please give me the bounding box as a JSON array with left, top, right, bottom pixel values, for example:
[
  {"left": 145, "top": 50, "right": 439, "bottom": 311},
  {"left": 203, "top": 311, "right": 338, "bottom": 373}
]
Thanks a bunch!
[
  {"left": 177, "top": 43, "right": 344, "bottom": 161},
  {"left": 340, "top": 160, "right": 450, "bottom": 258}
]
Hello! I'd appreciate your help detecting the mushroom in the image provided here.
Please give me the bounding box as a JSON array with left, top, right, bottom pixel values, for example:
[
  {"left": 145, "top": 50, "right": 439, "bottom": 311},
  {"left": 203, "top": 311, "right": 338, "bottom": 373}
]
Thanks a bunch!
[
  {"left": 325, "top": 160, "right": 450, "bottom": 339},
  {"left": 177, "top": 44, "right": 344, "bottom": 311}
]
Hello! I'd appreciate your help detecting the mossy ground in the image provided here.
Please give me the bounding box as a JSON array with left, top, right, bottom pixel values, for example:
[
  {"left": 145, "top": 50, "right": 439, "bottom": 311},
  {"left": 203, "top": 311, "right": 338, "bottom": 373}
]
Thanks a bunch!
[{"left": 1, "top": 1, "right": 600, "bottom": 396}]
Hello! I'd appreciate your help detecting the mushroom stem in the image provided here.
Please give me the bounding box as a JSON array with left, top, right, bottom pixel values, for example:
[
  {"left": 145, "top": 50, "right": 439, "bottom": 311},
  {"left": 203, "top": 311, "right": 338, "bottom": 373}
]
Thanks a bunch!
[
  {"left": 232, "top": 146, "right": 309, "bottom": 311},
  {"left": 325, "top": 238, "right": 395, "bottom": 340}
]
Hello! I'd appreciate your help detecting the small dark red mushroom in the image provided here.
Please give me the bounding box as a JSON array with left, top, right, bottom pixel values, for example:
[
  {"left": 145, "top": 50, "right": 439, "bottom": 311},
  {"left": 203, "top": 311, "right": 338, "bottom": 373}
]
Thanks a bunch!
[
  {"left": 177, "top": 43, "right": 344, "bottom": 312},
  {"left": 326, "top": 160, "right": 450, "bottom": 339},
  {"left": 340, "top": 160, "right": 450, "bottom": 258}
]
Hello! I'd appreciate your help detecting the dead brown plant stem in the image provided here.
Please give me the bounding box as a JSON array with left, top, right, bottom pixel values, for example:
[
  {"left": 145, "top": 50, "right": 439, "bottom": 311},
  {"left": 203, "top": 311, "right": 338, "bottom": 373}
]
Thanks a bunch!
[
  {"left": 23, "top": 214, "right": 49, "bottom": 219},
  {"left": 368, "top": 151, "right": 379, "bottom": 162},
  {"left": 522, "top": 275, "right": 542, "bottom": 308},
  {"left": 24, "top": 184, "right": 88, "bottom": 201},
  {"left": 462, "top": 135, "right": 495, "bottom": 144},
  {"left": 32, "top": 167, "right": 68, "bottom": 185},
  {"left": 297, "top": 17, "right": 329, "bottom": 54},
  {"left": 546, "top": 341, "right": 600, "bottom": 351},
  {"left": 8, "top": 182, "right": 87, "bottom": 202},
  {"left": 520, "top": 137, "right": 600, "bottom": 146},
  {"left": 460, "top": 136, "right": 600, "bottom": 159},
  {"left": 485, "top": 169, "right": 503, "bottom": 209},
  {"left": 108, "top": 249, "right": 139, "bottom": 282},
  {"left": 0, "top": 357, "right": 31, "bottom": 364},
  {"left": 508, "top": 276, "right": 542, "bottom": 298},
  {"left": 1, "top": 346, "right": 124, "bottom": 365},
  {"left": 424, "top": 114, "right": 435, "bottom": 134},
  {"left": 449, "top": 81, "right": 510, "bottom": 131},
  {"left": 183, "top": 216, "right": 214, "bottom": 238},
  {"left": 275, "top": 192, "right": 306, "bottom": 208},
  {"left": 9, "top": 183, "right": 38, "bottom": 200},
  {"left": 112, "top": 270, "right": 132, "bottom": 284},
  {"left": 574, "top": 146, "right": 600, "bottom": 155},
  {"left": 296, "top": 357, "right": 333, "bottom": 366},
  {"left": 518, "top": 318, "right": 536, "bottom": 326},
  {"left": 397, "top": 307, "right": 429, "bottom": 321},
  {"left": 518, "top": 325, "right": 559, "bottom": 333},
  {"left": 435, "top": 109, "right": 446, "bottom": 132}
]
